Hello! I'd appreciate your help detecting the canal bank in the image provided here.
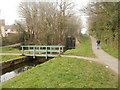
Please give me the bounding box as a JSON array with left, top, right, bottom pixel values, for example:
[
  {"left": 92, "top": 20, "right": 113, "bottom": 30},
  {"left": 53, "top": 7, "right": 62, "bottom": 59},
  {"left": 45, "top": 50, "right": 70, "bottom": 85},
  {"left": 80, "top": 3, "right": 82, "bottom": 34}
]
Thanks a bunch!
[
  {"left": 1, "top": 56, "right": 50, "bottom": 70},
  {"left": 2, "top": 57, "right": 118, "bottom": 88},
  {"left": 1, "top": 56, "right": 51, "bottom": 82},
  {"left": 1, "top": 56, "right": 28, "bottom": 70}
]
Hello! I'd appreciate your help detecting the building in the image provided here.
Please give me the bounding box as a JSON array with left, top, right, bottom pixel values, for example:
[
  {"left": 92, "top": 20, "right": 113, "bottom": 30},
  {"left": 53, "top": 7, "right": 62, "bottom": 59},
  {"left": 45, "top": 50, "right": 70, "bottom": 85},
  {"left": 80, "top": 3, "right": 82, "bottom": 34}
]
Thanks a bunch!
[
  {"left": 5, "top": 25, "right": 17, "bottom": 36},
  {"left": 0, "top": 19, "right": 18, "bottom": 37},
  {"left": 0, "top": 19, "right": 20, "bottom": 45},
  {"left": 0, "top": 19, "right": 5, "bottom": 37}
]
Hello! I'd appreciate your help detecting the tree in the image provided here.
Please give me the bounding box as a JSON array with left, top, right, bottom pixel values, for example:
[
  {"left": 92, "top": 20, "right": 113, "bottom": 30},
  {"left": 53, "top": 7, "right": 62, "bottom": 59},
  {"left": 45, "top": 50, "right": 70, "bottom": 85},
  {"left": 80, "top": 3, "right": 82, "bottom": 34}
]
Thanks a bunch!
[
  {"left": 82, "top": 2, "right": 119, "bottom": 49},
  {"left": 17, "top": 0, "right": 80, "bottom": 45}
]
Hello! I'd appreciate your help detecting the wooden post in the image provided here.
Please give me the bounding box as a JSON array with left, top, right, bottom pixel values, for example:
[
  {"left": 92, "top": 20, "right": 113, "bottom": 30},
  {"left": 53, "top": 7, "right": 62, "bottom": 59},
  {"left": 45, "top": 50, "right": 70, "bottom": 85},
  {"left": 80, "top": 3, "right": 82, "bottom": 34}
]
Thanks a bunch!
[
  {"left": 50, "top": 47, "right": 52, "bottom": 54},
  {"left": 33, "top": 47, "right": 35, "bottom": 59},
  {"left": 22, "top": 46, "right": 24, "bottom": 55},
  {"left": 46, "top": 47, "right": 48, "bottom": 59},
  {"left": 28, "top": 47, "right": 30, "bottom": 54},
  {"left": 39, "top": 47, "right": 40, "bottom": 54},
  {"left": 59, "top": 47, "right": 60, "bottom": 56},
  {"left": 62, "top": 47, "right": 63, "bottom": 52}
]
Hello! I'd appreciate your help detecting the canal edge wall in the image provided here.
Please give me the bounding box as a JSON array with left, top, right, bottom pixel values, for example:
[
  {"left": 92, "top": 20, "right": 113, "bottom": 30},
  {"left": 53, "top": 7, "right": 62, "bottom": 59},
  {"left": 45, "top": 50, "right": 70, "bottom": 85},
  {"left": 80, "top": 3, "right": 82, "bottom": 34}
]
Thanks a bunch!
[{"left": 0, "top": 56, "right": 29, "bottom": 70}]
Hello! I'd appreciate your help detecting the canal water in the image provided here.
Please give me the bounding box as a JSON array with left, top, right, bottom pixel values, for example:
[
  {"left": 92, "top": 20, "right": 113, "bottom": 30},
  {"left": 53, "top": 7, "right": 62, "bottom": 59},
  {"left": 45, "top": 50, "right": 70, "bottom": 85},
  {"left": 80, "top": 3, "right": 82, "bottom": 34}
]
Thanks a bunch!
[{"left": 1, "top": 57, "right": 49, "bottom": 82}]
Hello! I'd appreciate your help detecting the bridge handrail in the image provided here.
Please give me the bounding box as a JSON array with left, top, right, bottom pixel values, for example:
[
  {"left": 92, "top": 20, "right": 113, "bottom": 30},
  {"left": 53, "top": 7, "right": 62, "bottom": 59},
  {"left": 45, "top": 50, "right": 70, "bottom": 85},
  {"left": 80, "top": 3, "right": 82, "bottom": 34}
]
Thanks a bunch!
[
  {"left": 21, "top": 45, "right": 64, "bottom": 48},
  {"left": 24, "top": 49, "right": 63, "bottom": 52}
]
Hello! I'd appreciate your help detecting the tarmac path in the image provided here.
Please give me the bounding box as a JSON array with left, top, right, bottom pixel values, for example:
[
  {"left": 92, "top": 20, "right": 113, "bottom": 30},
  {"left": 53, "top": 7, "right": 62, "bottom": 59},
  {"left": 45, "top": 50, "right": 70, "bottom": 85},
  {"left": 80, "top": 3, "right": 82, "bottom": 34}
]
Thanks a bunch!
[{"left": 90, "top": 36, "right": 119, "bottom": 75}]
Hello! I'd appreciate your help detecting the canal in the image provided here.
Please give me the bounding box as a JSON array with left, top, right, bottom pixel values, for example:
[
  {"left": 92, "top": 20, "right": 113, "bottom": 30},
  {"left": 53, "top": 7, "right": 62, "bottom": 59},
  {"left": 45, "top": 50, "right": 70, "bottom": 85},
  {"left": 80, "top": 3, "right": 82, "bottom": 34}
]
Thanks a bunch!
[{"left": 1, "top": 57, "right": 50, "bottom": 82}]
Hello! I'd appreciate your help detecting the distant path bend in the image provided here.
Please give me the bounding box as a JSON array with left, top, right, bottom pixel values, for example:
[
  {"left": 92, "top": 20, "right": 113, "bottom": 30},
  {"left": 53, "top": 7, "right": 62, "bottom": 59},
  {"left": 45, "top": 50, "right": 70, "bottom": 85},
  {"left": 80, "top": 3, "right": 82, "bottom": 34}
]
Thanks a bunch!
[
  {"left": 61, "top": 55, "right": 97, "bottom": 61},
  {"left": 90, "top": 36, "right": 119, "bottom": 74}
]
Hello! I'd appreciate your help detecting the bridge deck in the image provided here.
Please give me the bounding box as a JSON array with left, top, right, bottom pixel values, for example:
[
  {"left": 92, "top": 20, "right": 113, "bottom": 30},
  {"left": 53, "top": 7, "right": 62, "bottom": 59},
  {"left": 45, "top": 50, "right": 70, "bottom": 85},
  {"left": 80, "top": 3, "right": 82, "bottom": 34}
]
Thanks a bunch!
[
  {"left": 23, "top": 54, "right": 59, "bottom": 57},
  {"left": 0, "top": 53, "right": 59, "bottom": 57}
]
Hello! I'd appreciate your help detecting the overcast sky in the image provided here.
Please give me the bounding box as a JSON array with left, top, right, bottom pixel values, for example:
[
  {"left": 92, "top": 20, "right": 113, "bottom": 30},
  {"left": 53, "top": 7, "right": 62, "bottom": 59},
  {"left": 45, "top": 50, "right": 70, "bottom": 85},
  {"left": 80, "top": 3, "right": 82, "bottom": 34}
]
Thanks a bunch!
[
  {"left": 0, "top": 0, "right": 119, "bottom": 25},
  {"left": 0, "top": 0, "right": 89, "bottom": 25},
  {"left": 0, "top": 0, "right": 22, "bottom": 25}
]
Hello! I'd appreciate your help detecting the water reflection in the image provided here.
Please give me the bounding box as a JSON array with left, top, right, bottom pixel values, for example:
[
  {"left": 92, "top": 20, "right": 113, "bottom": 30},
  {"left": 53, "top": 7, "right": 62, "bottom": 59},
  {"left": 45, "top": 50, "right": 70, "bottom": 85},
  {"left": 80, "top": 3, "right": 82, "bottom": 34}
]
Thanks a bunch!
[{"left": 1, "top": 65, "right": 33, "bottom": 82}]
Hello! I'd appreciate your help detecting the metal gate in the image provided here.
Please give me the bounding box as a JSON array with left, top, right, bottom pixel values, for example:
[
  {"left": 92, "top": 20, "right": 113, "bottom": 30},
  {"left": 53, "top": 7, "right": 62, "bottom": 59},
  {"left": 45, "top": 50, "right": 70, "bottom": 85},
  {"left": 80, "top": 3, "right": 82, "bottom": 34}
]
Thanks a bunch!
[{"left": 66, "top": 37, "right": 75, "bottom": 50}]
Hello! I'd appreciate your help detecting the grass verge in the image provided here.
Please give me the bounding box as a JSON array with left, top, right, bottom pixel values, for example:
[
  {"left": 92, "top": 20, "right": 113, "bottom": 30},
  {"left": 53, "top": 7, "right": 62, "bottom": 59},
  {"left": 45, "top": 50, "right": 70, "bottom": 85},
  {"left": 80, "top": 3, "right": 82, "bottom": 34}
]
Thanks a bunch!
[
  {"left": 0, "top": 47, "right": 21, "bottom": 53},
  {"left": 0, "top": 47, "right": 23, "bottom": 62},
  {"left": 64, "top": 35, "right": 95, "bottom": 58},
  {"left": 101, "top": 43, "right": 118, "bottom": 58},
  {"left": 1, "top": 55, "right": 24, "bottom": 62},
  {"left": 0, "top": 47, "right": 46, "bottom": 54},
  {"left": 3, "top": 57, "right": 118, "bottom": 88}
]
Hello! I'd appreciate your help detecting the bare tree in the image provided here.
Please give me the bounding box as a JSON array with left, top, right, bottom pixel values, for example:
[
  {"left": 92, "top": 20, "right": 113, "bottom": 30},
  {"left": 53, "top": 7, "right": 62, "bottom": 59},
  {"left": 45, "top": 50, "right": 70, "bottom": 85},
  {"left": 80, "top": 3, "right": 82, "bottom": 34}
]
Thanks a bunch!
[{"left": 17, "top": 0, "right": 80, "bottom": 45}]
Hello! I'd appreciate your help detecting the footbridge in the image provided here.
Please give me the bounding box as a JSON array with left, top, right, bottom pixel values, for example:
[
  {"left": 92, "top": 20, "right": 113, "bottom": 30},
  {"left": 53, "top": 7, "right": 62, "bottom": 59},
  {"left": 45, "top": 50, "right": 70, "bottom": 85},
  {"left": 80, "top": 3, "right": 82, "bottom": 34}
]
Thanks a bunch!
[{"left": 21, "top": 46, "right": 64, "bottom": 59}]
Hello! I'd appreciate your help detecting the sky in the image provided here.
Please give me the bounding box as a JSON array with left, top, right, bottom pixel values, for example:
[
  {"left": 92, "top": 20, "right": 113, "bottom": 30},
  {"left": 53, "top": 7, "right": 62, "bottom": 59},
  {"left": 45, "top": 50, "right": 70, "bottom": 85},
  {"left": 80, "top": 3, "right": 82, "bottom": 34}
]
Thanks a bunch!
[
  {"left": 0, "top": 0, "right": 119, "bottom": 25},
  {"left": 0, "top": 0, "right": 22, "bottom": 25},
  {"left": 0, "top": 0, "right": 89, "bottom": 25}
]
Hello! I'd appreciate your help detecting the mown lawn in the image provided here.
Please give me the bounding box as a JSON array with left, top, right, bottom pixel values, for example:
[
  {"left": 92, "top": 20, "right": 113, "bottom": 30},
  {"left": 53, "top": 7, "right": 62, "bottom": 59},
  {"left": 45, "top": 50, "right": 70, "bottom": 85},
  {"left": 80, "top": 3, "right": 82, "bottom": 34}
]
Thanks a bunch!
[
  {"left": 0, "top": 47, "right": 21, "bottom": 53},
  {"left": 0, "top": 47, "right": 43, "bottom": 54},
  {"left": 64, "top": 35, "right": 95, "bottom": 58},
  {"left": 101, "top": 43, "right": 118, "bottom": 58},
  {"left": 1, "top": 55, "right": 24, "bottom": 62},
  {"left": 0, "top": 47, "right": 23, "bottom": 62},
  {"left": 3, "top": 57, "right": 118, "bottom": 88}
]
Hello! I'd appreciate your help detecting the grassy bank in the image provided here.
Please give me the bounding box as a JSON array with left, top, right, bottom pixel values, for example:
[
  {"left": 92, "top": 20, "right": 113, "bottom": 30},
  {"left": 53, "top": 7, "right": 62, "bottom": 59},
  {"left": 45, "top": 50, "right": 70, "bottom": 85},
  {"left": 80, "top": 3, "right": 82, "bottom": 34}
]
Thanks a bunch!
[
  {"left": 0, "top": 47, "right": 21, "bottom": 53},
  {"left": 1, "top": 43, "right": 21, "bottom": 48},
  {"left": 0, "top": 47, "right": 37, "bottom": 54},
  {"left": 3, "top": 57, "right": 118, "bottom": 88},
  {"left": 1, "top": 55, "right": 24, "bottom": 62},
  {"left": 101, "top": 43, "right": 118, "bottom": 58},
  {"left": 0, "top": 47, "right": 23, "bottom": 62},
  {"left": 64, "top": 35, "right": 95, "bottom": 58}
]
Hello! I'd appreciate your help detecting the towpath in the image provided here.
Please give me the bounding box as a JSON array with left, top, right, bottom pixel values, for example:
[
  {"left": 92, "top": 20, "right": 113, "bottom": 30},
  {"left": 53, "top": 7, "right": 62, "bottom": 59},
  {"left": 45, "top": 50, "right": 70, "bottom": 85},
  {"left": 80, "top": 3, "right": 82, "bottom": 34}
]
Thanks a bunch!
[
  {"left": 90, "top": 36, "right": 119, "bottom": 74},
  {"left": 62, "top": 36, "right": 119, "bottom": 74},
  {"left": 0, "top": 37, "right": 119, "bottom": 74}
]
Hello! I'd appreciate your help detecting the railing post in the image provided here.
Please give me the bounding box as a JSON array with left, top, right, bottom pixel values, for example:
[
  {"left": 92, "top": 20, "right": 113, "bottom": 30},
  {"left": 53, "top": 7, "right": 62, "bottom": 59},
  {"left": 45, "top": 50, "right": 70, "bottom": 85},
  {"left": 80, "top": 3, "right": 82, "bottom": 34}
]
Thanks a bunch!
[
  {"left": 59, "top": 47, "right": 60, "bottom": 56},
  {"left": 22, "top": 46, "right": 24, "bottom": 55},
  {"left": 28, "top": 47, "right": 30, "bottom": 54},
  {"left": 46, "top": 47, "right": 48, "bottom": 59},
  {"left": 50, "top": 47, "right": 52, "bottom": 55},
  {"left": 33, "top": 47, "right": 35, "bottom": 59},
  {"left": 61, "top": 47, "right": 64, "bottom": 55},
  {"left": 39, "top": 47, "right": 41, "bottom": 54}
]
